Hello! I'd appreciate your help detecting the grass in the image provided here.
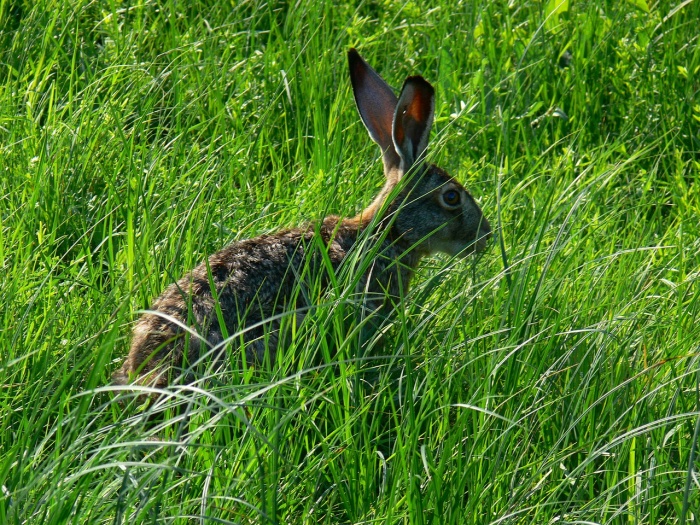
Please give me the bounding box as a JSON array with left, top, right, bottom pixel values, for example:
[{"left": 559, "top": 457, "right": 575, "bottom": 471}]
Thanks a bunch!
[{"left": 1, "top": 0, "right": 699, "bottom": 523}]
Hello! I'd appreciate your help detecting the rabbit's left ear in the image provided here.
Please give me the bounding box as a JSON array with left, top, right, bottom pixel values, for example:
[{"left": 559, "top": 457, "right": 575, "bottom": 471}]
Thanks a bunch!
[
  {"left": 348, "top": 48, "right": 402, "bottom": 174},
  {"left": 392, "top": 76, "right": 435, "bottom": 172}
]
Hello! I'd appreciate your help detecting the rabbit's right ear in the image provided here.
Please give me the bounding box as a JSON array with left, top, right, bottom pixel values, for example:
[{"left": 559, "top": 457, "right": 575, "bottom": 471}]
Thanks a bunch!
[
  {"left": 348, "top": 49, "right": 402, "bottom": 175},
  {"left": 392, "top": 76, "right": 435, "bottom": 171}
]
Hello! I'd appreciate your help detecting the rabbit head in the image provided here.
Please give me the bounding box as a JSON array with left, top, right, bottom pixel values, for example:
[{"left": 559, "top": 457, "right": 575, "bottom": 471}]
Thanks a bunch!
[{"left": 348, "top": 49, "right": 491, "bottom": 258}]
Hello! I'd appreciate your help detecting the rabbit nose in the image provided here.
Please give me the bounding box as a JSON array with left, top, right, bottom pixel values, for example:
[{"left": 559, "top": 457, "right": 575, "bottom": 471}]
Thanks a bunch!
[{"left": 475, "top": 216, "right": 491, "bottom": 252}]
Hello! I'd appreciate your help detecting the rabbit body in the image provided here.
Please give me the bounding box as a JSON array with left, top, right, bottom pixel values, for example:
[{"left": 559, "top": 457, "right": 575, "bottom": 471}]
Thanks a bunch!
[
  {"left": 113, "top": 215, "right": 413, "bottom": 387},
  {"left": 113, "top": 49, "right": 491, "bottom": 388}
]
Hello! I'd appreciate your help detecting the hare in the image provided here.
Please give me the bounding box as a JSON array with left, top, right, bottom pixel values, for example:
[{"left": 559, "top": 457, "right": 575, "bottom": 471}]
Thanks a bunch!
[{"left": 112, "top": 49, "right": 491, "bottom": 388}]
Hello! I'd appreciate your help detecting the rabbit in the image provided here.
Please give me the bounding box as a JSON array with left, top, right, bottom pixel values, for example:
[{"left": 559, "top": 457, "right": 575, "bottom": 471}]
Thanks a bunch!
[{"left": 112, "top": 48, "right": 491, "bottom": 389}]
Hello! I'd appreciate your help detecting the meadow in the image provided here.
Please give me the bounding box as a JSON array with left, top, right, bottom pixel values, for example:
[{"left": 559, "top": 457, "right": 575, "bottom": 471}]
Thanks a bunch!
[{"left": 1, "top": 0, "right": 699, "bottom": 523}]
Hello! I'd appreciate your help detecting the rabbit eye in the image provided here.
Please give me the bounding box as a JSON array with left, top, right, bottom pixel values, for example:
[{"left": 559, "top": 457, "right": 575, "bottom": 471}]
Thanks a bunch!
[{"left": 442, "top": 189, "right": 461, "bottom": 207}]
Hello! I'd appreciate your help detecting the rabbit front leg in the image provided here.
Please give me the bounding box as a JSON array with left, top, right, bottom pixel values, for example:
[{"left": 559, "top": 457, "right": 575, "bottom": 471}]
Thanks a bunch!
[{"left": 354, "top": 259, "right": 411, "bottom": 352}]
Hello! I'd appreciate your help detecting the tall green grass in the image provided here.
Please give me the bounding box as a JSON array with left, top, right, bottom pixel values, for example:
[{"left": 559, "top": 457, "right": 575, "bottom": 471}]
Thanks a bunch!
[{"left": 1, "top": 0, "right": 698, "bottom": 523}]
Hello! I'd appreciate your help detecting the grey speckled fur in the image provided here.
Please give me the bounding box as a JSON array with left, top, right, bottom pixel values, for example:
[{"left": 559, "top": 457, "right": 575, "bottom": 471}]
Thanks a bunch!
[{"left": 113, "top": 49, "right": 491, "bottom": 388}]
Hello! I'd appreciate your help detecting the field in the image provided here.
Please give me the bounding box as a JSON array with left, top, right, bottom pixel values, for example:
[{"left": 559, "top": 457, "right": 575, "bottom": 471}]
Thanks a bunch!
[{"left": 1, "top": 0, "right": 699, "bottom": 523}]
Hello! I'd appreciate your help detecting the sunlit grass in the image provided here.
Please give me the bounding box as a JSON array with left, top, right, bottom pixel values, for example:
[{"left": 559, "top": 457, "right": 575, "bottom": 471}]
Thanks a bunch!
[{"left": 1, "top": 0, "right": 698, "bottom": 523}]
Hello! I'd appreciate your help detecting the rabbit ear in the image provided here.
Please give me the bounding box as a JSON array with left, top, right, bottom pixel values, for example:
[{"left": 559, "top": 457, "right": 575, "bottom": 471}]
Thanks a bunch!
[
  {"left": 348, "top": 49, "right": 402, "bottom": 174},
  {"left": 392, "top": 76, "right": 435, "bottom": 171}
]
